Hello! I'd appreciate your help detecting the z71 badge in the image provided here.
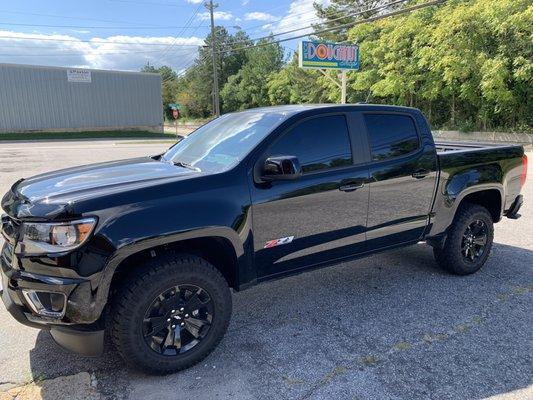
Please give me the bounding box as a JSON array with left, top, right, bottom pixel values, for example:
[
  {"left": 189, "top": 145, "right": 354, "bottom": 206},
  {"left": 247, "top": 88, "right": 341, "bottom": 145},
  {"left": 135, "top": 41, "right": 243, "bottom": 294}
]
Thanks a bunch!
[{"left": 264, "top": 236, "right": 294, "bottom": 248}]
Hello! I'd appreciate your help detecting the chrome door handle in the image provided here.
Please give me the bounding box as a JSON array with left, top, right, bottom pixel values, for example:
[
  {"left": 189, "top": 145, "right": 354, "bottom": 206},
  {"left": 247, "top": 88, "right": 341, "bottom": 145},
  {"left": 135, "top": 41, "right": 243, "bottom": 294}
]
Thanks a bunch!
[{"left": 339, "top": 183, "right": 365, "bottom": 192}]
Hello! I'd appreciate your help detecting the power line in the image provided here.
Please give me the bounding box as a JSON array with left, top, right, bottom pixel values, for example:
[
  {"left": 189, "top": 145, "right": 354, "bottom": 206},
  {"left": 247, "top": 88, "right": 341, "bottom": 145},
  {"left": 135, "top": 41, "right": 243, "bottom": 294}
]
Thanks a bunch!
[
  {"left": 239, "top": 8, "right": 328, "bottom": 34},
  {"left": 0, "top": 35, "right": 204, "bottom": 46},
  {"left": 157, "top": 18, "right": 208, "bottom": 66},
  {"left": 216, "top": 0, "right": 446, "bottom": 55},
  {"left": 239, "top": 13, "right": 341, "bottom": 40},
  {"left": 152, "top": 3, "right": 204, "bottom": 64},
  {"left": 216, "top": 0, "right": 411, "bottom": 54},
  {"left": 187, "top": 15, "right": 207, "bottom": 38},
  {"left": 240, "top": 0, "right": 339, "bottom": 26},
  {"left": 0, "top": 48, "right": 194, "bottom": 56},
  {"left": 107, "top": 0, "right": 194, "bottom": 6},
  {"left": 160, "top": 1, "right": 440, "bottom": 86},
  {"left": 0, "top": 21, "right": 208, "bottom": 29},
  {"left": 238, "top": 0, "right": 398, "bottom": 36},
  {"left": 163, "top": 19, "right": 207, "bottom": 57},
  {"left": 159, "top": 0, "right": 430, "bottom": 85},
  {"left": 160, "top": 53, "right": 210, "bottom": 83},
  {"left": 0, "top": 9, "right": 164, "bottom": 24},
  {"left": 242, "top": 2, "right": 304, "bottom": 16},
  {"left": 0, "top": 53, "right": 156, "bottom": 57}
]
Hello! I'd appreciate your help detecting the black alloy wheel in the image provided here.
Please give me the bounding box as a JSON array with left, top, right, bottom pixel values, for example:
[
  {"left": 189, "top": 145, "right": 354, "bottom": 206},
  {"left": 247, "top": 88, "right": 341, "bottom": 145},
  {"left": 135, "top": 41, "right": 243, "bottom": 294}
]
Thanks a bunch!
[
  {"left": 433, "top": 203, "right": 494, "bottom": 275},
  {"left": 143, "top": 284, "right": 214, "bottom": 356},
  {"left": 461, "top": 219, "right": 488, "bottom": 263},
  {"left": 111, "top": 254, "right": 232, "bottom": 374}
]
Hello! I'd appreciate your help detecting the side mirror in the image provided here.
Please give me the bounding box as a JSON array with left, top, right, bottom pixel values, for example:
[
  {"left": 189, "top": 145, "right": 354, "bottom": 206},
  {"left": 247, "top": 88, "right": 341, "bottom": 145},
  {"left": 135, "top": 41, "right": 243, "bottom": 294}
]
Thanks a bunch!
[{"left": 262, "top": 156, "right": 302, "bottom": 181}]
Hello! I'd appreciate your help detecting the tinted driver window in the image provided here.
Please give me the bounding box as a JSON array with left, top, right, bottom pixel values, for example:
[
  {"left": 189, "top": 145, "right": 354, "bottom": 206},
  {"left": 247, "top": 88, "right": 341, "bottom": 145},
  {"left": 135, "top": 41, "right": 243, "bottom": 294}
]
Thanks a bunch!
[
  {"left": 365, "top": 114, "right": 419, "bottom": 161},
  {"left": 269, "top": 115, "right": 352, "bottom": 173}
]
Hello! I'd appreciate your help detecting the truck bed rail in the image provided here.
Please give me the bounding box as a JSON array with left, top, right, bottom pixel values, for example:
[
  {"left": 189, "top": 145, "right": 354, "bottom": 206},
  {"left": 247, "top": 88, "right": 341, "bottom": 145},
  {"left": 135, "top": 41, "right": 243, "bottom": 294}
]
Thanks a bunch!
[{"left": 434, "top": 141, "right": 519, "bottom": 153}]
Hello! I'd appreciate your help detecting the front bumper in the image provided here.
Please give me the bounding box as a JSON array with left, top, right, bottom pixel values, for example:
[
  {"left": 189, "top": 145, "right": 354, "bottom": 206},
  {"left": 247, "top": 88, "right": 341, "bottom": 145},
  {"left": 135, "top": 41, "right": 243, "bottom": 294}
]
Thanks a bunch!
[{"left": 1, "top": 243, "right": 104, "bottom": 356}]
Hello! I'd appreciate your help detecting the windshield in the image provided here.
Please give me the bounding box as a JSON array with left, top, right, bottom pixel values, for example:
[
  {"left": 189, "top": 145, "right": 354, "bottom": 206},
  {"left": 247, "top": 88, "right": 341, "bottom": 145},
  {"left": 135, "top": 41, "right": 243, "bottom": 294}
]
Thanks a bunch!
[{"left": 162, "top": 110, "right": 287, "bottom": 173}]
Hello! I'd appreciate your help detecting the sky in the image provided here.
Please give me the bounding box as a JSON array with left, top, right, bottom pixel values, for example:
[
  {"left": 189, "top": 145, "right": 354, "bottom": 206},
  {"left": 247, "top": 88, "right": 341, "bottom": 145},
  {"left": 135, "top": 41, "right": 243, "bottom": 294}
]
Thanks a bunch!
[{"left": 0, "top": 0, "right": 329, "bottom": 72}]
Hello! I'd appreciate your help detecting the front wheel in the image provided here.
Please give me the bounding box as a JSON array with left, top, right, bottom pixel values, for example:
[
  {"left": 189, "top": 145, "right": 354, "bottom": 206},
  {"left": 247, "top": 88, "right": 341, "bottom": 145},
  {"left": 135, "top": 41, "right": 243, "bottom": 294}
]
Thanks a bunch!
[
  {"left": 433, "top": 203, "right": 494, "bottom": 275},
  {"left": 111, "top": 254, "right": 232, "bottom": 374}
]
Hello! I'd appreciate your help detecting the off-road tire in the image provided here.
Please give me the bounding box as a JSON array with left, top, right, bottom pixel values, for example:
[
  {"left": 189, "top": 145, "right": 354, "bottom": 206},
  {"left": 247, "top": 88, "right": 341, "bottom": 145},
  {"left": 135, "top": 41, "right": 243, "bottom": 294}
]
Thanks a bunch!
[
  {"left": 111, "top": 253, "right": 232, "bottom": 374},
  {"left": 433, "top": 203, "right": 494, "bottom": 275}
]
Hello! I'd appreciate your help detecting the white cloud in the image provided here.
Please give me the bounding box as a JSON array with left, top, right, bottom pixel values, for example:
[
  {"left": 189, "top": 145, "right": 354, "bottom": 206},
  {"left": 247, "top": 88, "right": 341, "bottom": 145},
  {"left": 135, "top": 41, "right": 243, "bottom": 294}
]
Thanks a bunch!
[
  {"left": 244, "top": 12, "right": 277, "bottom": 22},
  {"left": 185, "top": 0, "right": 203, "bottom": 3},
  {"left": 266, "top": 0, "right": 330, "bottom": 38},
  {"left": 241, "top": 0, "right": 250, "bottom": 5},
  {"left": 198, "top": 11, "right": 234, "bottom": 21},
  {"left": 0, "top": 30, "right": 204, "bottom": 72}
]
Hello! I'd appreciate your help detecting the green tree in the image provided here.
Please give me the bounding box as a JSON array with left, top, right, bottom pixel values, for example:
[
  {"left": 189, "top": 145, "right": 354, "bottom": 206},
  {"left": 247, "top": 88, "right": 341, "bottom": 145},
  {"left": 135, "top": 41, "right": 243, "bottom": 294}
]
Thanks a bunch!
[
  {"left": 314, "top": 0, "right": 403, "bottom": 40},
  {"left": 220, "top": 39, "right": 284, "bottom": 111},
  {"left": 416, "top": 0, "right": 532, "bottom": 129},
  {"left": 141, "top": 63, "right": 178, "bottom": 120},
  {"left": 343, "top": 0, "right": 532, "bottom": 130},
  {"left": 176, "top": 28, "right": 252, "bottom": 117},
  {"left": 144, "top": 0, "right": 532, "bottom": 132},
  {"left": 267, "top": 53, "right": 328, "bottom": 104}
]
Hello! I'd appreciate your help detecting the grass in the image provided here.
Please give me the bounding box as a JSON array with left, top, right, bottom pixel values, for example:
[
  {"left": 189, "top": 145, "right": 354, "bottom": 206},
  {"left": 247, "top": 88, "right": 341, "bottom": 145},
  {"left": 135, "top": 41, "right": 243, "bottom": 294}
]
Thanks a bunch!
[{"left": 0, "top": 130, "right": 180, "bottom": 141}]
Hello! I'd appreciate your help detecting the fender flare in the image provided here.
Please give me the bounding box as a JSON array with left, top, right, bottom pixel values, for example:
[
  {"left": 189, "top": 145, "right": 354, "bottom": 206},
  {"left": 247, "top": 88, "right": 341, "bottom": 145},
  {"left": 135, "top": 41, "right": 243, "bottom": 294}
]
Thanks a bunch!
[
  {"left": 451, "top": 183, "right": 504, "bottom": 217},
  {"left": 79, "top": 227, "right": 244, "bottom": 323},
  {"left": 427, "top": 182, "right": 505, "bottom": 240}
]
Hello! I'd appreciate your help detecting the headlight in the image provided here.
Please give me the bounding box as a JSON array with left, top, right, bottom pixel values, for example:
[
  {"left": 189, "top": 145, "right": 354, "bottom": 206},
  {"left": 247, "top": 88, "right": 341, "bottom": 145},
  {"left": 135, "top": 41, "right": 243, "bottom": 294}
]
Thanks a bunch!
[{"left": 20, "top": 218, "right": 97, "bottom": 254}]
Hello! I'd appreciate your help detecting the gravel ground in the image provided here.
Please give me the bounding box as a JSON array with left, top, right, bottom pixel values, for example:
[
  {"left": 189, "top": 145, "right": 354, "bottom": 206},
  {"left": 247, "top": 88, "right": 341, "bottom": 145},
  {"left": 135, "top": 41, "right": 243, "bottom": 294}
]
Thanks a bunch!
[{"left": 0, "top": 140, "right": 531, "bottom": 400}]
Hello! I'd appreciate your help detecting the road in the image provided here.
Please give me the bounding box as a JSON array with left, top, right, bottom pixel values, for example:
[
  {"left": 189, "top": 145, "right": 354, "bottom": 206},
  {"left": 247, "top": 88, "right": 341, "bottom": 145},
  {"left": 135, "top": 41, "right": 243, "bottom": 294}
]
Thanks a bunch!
[{"left": 0, "top": 140, "right": 531, "bottom": 400}]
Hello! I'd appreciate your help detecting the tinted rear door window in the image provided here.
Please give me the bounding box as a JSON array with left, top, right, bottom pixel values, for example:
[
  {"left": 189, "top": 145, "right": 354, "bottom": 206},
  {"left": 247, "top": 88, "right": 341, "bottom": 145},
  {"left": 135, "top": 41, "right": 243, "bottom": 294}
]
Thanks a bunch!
[
  {"left": 269, "top": 115, "right": 352, "bottom": 173},
  {"left": 364, "top": 114, "right": 419, "bottom": 161}
]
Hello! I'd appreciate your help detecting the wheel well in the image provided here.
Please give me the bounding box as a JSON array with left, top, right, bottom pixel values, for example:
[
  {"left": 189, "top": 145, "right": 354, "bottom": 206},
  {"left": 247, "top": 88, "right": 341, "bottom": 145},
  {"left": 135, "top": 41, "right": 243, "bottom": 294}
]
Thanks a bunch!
[
  {"left": 460, "top": 189, "right": 502, "bottom": 222},
  {"left": 109, "top": 237, "right": 239, "bottom": 299}
]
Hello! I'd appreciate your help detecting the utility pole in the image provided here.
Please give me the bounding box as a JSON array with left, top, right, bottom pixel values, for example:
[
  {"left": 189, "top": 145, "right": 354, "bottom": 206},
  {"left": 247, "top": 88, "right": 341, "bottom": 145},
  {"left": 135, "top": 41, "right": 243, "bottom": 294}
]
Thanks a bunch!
[{"left": 206, "top": 0, "right": 220, "bottom": 117}]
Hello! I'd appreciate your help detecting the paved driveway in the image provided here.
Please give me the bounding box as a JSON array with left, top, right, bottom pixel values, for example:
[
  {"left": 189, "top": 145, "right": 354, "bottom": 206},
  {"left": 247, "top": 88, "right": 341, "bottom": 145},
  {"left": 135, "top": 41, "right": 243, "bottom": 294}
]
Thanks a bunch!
[{"left": 0, "top": 140, "right": 531, "bottom": 400}]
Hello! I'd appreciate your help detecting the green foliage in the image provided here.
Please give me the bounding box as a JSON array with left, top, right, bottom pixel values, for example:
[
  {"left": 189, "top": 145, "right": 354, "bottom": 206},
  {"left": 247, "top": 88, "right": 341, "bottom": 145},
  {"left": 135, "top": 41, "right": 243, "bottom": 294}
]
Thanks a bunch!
[
  {"left": 313, "top": 0, "right": 402, "bottom": 41},
  {"left": 143, "top": 0, "right": 532, "bottom": 132},
  {"left": 176, "top": 28, "right": 252, "bottom": 117},
  {"left": 267, "top": 53, "right": 328, "bottom": 105},
  {"left": 346, "top": 0, "right": 532, "bottom": 130},
  {"left": 220, "top": 38, "right": 284, "bottom": 111},
  {"left": 141, "top": 64, "right": 179, "bottom": 120}
]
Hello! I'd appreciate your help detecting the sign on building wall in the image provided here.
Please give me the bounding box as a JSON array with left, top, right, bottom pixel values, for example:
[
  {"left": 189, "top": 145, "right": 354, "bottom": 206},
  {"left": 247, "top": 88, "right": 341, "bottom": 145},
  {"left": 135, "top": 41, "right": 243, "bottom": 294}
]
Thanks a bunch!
[
  {"left": 298, "top": 41, "right": 359, "bottom": 71},
  {"left": 67, "top": 69, "right": 92, "bottom": 83}
]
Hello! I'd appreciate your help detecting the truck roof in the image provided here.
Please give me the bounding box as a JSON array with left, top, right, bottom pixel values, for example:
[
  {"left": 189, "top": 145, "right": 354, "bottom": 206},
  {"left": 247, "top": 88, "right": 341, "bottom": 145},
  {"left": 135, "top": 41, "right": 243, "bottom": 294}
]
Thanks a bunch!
[{"left": 234, "top": 103, "right": 421, "bottom": 118}]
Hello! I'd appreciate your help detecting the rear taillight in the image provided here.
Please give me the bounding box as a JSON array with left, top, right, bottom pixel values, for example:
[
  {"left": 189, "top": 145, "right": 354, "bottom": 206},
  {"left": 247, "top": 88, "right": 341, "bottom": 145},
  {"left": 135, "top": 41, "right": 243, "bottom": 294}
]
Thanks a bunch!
[{"left": 521, "top": 155, "right": 528, "bottom": 187}]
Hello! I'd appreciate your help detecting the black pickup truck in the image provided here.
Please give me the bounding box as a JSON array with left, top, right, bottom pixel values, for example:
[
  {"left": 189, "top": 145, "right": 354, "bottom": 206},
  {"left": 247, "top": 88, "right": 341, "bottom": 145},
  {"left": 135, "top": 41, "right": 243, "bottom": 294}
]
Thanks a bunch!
[{"left": 1, "top": 105, "right": 527, "bottom": 374}]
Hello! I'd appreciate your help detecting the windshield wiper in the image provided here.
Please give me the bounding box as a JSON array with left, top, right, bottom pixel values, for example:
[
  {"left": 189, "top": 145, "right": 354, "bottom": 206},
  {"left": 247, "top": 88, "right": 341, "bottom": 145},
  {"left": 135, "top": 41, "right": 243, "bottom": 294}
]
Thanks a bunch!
[{"left": 172, "top": 161, "right": 200, "bottom": 171}]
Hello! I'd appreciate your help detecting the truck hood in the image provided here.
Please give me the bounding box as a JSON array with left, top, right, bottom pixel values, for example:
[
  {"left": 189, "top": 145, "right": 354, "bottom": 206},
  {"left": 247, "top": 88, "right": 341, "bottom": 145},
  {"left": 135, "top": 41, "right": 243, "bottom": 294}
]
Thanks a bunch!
[{"left": 2, "top": 157, "right": 199, "bottom": 218}]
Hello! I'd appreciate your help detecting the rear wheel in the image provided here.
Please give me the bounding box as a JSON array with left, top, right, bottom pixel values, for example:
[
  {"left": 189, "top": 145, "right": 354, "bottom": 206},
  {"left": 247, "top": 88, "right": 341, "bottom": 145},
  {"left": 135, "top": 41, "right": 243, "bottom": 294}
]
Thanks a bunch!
[
  {"left": 433, "top": 203, "right": 494, "bottom": 275},
  {"left": 111, "top": 254, "right": 232, "bottom": 374}
]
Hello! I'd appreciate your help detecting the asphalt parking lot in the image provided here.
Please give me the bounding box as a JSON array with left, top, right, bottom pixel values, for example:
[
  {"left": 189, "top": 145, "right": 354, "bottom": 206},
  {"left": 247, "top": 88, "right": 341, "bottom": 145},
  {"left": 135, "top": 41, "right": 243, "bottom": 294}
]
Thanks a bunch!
[{"left": 0, "top": 140, "right": 531, "bottom": 400}]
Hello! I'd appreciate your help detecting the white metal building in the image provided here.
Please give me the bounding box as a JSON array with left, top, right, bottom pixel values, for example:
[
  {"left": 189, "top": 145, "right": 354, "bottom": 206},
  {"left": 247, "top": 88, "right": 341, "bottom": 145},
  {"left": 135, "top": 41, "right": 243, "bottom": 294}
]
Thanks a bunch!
[{"left": 0, "top": 63, "right": 163, "bottom": 133}]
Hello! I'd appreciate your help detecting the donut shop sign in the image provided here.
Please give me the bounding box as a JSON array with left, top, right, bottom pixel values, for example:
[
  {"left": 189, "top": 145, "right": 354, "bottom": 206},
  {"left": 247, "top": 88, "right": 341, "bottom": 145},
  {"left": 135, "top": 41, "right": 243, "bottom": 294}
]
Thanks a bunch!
[{"left": 298, "top": 41, "right": 359, "bottom": 71}]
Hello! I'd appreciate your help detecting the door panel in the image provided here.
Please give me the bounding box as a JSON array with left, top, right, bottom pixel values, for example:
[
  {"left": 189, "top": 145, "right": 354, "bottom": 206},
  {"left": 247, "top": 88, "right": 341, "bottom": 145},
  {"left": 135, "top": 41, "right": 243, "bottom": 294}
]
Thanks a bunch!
[
  {"left": 252, "top": 167, "right": 369, "bottom": 278},
  {"left": 365, "top": 151, "right": 437, "bottom": 247},
  {"left": 250, "top": 113, "right": 369, "bottom": 279},
  {"left": 364, "top": 113, "right": 437, "bottom": 249}
]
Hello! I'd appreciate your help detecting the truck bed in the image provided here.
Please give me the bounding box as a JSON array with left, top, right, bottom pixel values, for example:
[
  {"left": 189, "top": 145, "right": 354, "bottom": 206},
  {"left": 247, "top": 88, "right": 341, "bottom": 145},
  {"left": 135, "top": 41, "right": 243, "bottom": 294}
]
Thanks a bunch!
[
  {"left": 435, "top": 141, "right": 523, "bottom": 169},
  {"left": 433, "top": 140, "right": 524, "bottom": 214}
]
